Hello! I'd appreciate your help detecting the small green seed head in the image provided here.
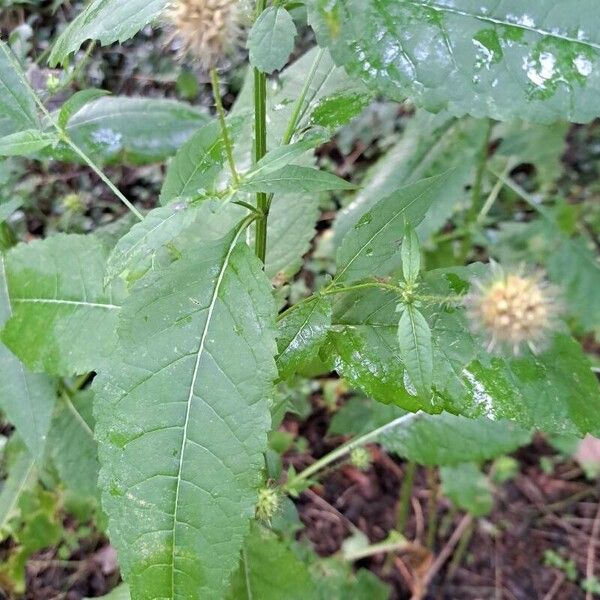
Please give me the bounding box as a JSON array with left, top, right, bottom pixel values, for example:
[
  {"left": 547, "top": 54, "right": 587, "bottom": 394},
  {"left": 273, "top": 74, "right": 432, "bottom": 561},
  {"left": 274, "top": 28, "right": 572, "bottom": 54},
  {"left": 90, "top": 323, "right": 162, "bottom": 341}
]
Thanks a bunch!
[
  {"left": 350, "top": 447, "right": 371, "bottom": 471},
  {"left": 255, "top": 487, "right": 280, "bottom": 522}
]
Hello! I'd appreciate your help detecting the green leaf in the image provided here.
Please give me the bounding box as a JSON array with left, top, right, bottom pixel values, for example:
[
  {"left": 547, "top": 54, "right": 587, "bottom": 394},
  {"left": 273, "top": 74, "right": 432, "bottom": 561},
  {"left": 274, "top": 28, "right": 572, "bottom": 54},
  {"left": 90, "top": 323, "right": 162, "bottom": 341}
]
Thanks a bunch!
[
  {"left": 0, "top": 256, "right": 56, "bottom": 461},
  {"left": 248, "top": 6, "right": 297, "bottom": 74},
  {"left": 49, "top": 0, "right": 169, "bottom": 66},
  {"left": 335, "top": 172, "right": 452, "bottom": 282},
  {"left": 309, "top": 0, "right": 600, "bottom": 123},
  {"left": 0, "top": 445, "right": 36, "bottom": 538},
  {"left": 330, "top": 398, "right": 531, "bottom": 466},
  {"left": 53, "top": 97, "right": 209, "bottom": 166},
  {"left": 264, "top": 193, "right": 320, "bottom": 280},
  {"left": 397, "top": 306, "right": 433, "bottom": 400},
  {"left": 401, "top": 225, "right": 420, "bottom": 285},
  {"left": 58, "top": 88, "right": 110, "bottom": 130},
  {"left": 0, "top": 129, "right": 56, "bottom": 156},
  {"left": 0, "top": 198, "right": 22, "bottom": 224},
  {"left": 225, "top": 524, "right": 316, "bottom": 599},
  {"left": 440, "top": 463, "right": 493, "bottom": 517},
  {"left": 93, "top": 226, "right": 278, "bottom": 599},
  {"left": 160, "top": 117, "right": 244, "bottom": 204},
  {"left": 0, "top": 41, "right": 39, "bottom": 136},
  {"left": 241, "top": 165, "right": 355, "bottom": 194},
  {"left": 1, "top": 234, "right": 124, "bottom": 376},
  {"left": 277, "top": 298, "right": 332, "bottom": 380},
  {"left": 334, "top": 113, "right": 489, "bottom": 245},
  {"left": 48, "top": 391, "right": 99, "bottom": 499}
]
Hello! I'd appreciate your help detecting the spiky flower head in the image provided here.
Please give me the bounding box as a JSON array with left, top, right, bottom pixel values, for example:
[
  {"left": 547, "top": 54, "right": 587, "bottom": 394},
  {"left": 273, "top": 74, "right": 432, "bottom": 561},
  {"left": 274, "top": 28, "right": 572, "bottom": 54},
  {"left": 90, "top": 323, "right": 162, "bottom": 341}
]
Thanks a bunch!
[
  {"left": 465, "top": 262, "right": 561, "bottom": 356},
  {"left": 350, "top": 447, "right": 371, "bottom": 471},
  {"left": 255, "top": 487, "right": 280, "bottom": 523},
  {"left": 164, "top": 0, "right": 246, "bottom": 70}
]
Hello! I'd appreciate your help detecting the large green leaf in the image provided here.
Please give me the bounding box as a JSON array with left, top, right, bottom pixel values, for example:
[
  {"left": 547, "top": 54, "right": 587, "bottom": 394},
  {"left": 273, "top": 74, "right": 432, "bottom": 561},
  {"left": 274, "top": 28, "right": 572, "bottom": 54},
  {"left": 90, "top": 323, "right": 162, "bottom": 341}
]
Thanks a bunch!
[
  {"left": 241, "top": 165, "right": 355, "bottom": 194},
  {"left": 440, "top": 463, "right": 493, "bottom": 516},
  {"left": 328, "top": 268, "right": 600, "bottom": 435},
  {"left": 0, "top": 41, "right": 39, "bottom": 136},
  {"left": 248, "top": 7, "right": 297, "bottom": 74},
  {"left": 1, "top": 234, "right": 124, "bottom": 376},
  {"left": 277, "top": 297, "right": 332, "bottom": 380},
  {"left": 335, "top": 172, "right": 452, "bottom": 282},
  {"left": 0, "top": 256, "right": 56, "bottom": 461},
  {"left": 51, "top": 97, "right": 209, "bottom": 166},
  {"left": 225, "top": 524, "right": 316, "bottom": 599},
  {"left": 93, "top": 227, "right": 277, "bottom": 599},
  {"left": 49, "top": 0, "right": 169, "bottom": 66},
  {"left": 0, "top": 130, "right": 56, "bottom": 157},
  {"left": 330, "top": 398, "right": 531, "bottom": 466},
  {"left": 48, "top": 391, "right": 99, "bottom": 499},
  {"left": 334, "top": 112, "right": 489, "bottom": 244},
  {"left": 309, "top": 0, "right": 600, "bottom": 123}
]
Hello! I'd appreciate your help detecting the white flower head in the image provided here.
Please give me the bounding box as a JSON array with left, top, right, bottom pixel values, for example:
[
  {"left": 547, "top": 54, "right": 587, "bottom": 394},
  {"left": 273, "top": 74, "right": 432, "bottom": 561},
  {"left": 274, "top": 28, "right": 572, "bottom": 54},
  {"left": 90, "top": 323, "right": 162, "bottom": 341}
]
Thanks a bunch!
[{"left": 465, "top": 262, "right": 562, "bottom": 356}]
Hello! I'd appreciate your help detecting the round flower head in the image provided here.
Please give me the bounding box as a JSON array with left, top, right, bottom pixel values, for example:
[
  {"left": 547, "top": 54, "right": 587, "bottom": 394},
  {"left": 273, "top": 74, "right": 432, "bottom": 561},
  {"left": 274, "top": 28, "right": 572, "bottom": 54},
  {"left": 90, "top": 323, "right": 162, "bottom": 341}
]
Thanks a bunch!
[
  {"left": 465, "top": 262, "right": 562, "bottom": 356},
  {"left": 164, "top": 0, "right": 246, "bottom": 70}
]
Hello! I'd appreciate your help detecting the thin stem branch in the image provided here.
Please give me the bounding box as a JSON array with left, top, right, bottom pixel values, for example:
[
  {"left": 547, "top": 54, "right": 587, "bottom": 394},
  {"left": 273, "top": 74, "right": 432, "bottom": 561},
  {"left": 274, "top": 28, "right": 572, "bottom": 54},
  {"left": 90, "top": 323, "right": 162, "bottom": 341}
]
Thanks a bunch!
[
  {"left": 210, "top": 68, "right": 239, "bottom": 185},
  {"left": 285, "top": 412, "right": 422, "bottom": 490},
  {"left": 344, "top": 537, "right": 411, "bottom": 562},
  {"left": 397, "top": 462, "right": 416, "bottom": 534},
  {"left": 282, "top": 48, "right": 325, "bottom": 145}
]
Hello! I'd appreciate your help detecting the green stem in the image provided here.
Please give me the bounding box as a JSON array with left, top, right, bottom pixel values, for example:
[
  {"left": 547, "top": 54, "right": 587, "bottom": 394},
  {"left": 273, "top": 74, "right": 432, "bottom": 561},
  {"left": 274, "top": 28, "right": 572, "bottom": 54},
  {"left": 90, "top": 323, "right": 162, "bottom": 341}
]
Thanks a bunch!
[
  {"left": 0, "top": 222, "right": 17, "bottom": 251},
  {"left": 253, "top": 0, "right": 269, "bottom": 263},
  {"left": 397, "top": 461, "right": 416, "bottom": 534},
  {"left": 282, "top": 48, "right": 325, "bottom": 145},
  {"left": 285, "top": 412, "right": 421, "bottom": 491},
  {"left": 426, "top": 467, "right": 439, "bottom": 550},
  {"left": 210, "top": 68, "right": 239, "bottom": 185},
  {"left": 343, "top": 537, "right": 410, "bottom": 562}
]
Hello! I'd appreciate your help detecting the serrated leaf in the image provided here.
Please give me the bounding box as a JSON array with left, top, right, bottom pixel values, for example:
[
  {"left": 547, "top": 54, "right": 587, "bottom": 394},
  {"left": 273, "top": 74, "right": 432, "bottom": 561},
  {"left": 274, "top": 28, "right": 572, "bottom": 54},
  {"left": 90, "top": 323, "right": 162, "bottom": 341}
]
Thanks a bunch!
[
  {"left": 58, "top": 88, "right": 110, "bottom": 130},
  {"left": 334, "top": 112, "right": 489, "bottom": 245},
  {"left": 160, "top": 117, "right": 244, "bottom": 204},
  {"left": 330, "top": 398, "right": 531, "bottom": 466},
  {"left": 248, "top": 6, "right": 297, "bottom": 74},
  {"left": 49, "top": 0, "right": 169, "bottom": 66},
  {"left": 0, "top": 41, "right": 39, "bottom": 136},
  {"left": 48, "top": 391, "right": 99, "bottom": 499},
  {"left": 225, "top": 524, "right": 316, "bottom": 599},
  {"left": 0, "top": 256, "right": 56, "bottom": 461},
  {"left": 277, "top": 297, "right": 332, "bottom": 380},
  {"left": 401, "top": 225, "right": 420, "bottom": 284},
  {"left": 0, "top": 129, "right": 56, "bottom": 156},
  {"left": 93, "top": 226, "right": 278, "bottom": 599},
  {"left": 336, "top": 172, "right": 452, "bottom": 283},
  {"left": 397, "top": 305, "right": 433, "bottom": 400},
  {"left": 1, "top": 234, "right": 124, "bottom": 376},
  {"left": 52, "top": 97, "right": 209, "bottom": 166},
  {"left": 309, "top": 0, "right": 600, "bottom": 123},
  {"left": 441, "top": 463, "right": 493, "bottom": 517},
  {"left": 241, "top": 165, "right": 355, "bottom": 194}
]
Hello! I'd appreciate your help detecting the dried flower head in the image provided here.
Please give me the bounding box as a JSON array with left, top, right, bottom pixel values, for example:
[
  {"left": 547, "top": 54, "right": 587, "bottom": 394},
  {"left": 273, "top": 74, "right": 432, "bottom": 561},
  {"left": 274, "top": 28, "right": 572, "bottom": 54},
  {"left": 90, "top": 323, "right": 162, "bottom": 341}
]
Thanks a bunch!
[
  {"left": 164, "top": 0, "right": 245, "bottom": 70},
  {"left": 465, "top": 262, "right": 561, "bottom": 356}
]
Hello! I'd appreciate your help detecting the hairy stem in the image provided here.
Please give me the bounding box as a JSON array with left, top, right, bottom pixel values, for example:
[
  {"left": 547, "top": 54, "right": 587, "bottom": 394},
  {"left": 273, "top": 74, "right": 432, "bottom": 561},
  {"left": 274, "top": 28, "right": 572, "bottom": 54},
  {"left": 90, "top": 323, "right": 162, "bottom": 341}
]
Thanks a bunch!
[
  {"left": 285, "top": 412, "right": 421, "bottom": 490},
  {"left": 397, "top": 461, "right": 416, "bottom": 534},
  {"left": 210, "top": 68, "right": 239, "bottom": 185},
  {"left": 253, "top": 0, "right": 269, "bottom": 263}
]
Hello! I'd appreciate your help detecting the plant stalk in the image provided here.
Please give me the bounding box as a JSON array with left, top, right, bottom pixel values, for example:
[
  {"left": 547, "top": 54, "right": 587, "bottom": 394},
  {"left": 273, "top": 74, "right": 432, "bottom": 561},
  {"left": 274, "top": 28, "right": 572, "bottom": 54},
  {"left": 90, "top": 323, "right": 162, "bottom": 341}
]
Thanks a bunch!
[
  {"left": 210, "top": 68, "right": 239, "bottom": 185},
  {"left": 397, "top": 461, "right": 416, "bottom": 534},
  {"left": 253, "top": 0, "right": 268, "bottom": 263}
]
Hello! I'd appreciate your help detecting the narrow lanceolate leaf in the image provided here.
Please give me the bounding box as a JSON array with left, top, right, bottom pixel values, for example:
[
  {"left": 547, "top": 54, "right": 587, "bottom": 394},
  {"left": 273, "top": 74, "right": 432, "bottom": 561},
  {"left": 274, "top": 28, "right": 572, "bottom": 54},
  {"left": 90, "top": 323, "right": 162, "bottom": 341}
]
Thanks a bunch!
[
  {"left": 226, "top": 524, "right": 316, "bottom": 599},
  {"left": 1, "top": 234, "right": 124, "bottom": 376},
  {"left": 240, "top": 165, "right": 355, "bottom": 194},
  {"left": 0, "top": 41, "right": 39, "bottom": 136},
  {"left": 93, "top": 226, "right": 278, "bottom": 599},
  {"left": 401, "top": 225, "right": 420, "bottom": 285},
  {"left": 248, "top": 7, "right": 297, "bottom": 74},
  {"left": 277, "top": 297, "right": 332, "bottom": 380},
  {"left": 160, "top": 117, "right": 244, "bottom": 204},
  {"left": 0, "top": 256, "right": 56, "bottom": 461},
  {"left": 397, "top": 306, "right": 433, "bottom": 400},
  {"left": 58, "top": 88, "right": 110, "bottom": 130},
  {"left": 336, "top": 172, "right": 452, "bottom": 282},
  {"left": 0, "top": 445, "right": 36, "bottom": 537},
  {"left": 0, "top": 130, "right": 56, "bottom": 157},
  {"left": 48, "top": 391, "right": 99, "bottom": 499},
  {"left": 49, "top": 0, "right": 169, "bottom": 66},
  {"left": 309, "top": 0, "right": 600, "bottom": 123}
]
